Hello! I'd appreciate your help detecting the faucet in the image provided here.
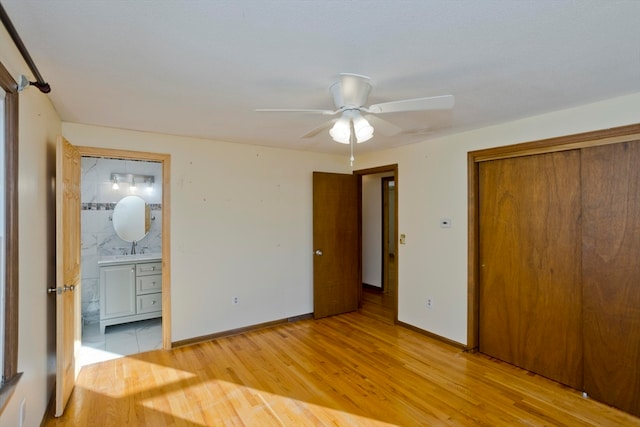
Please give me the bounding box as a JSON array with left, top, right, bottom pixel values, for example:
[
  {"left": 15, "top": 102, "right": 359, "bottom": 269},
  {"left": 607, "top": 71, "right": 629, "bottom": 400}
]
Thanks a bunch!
[{"left": 131, "top": 240, "right": 137, "bottom": 255}]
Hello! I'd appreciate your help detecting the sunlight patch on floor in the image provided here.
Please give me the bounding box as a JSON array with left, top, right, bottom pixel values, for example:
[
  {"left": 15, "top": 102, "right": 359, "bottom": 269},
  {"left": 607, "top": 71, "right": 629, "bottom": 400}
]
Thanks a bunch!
[{"left": 136, "top": 379, "right": 400, "bottom": 426}]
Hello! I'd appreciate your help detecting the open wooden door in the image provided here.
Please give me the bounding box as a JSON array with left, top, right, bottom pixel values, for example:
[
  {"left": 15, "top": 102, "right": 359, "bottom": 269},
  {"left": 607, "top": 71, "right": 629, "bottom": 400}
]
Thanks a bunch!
[
  {"left": 54, "top": 136, "right": 81, "bottom": 416},
  {"left": 313, "top": 172, "right": 358, "bottom": 319}
]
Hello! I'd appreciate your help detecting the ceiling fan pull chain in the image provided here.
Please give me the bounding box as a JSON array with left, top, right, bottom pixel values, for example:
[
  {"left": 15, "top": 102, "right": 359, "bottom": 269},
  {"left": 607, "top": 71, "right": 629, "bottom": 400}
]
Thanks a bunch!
[{"left": 350, "top": 120, "right": 355, "bottom": 167}]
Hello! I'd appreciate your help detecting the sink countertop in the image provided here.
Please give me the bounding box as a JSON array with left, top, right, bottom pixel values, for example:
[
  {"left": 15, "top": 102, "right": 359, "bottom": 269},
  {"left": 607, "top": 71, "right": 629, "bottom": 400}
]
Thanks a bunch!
[{"left": 98, "top": 253, "right": 162, "bottom": 266}]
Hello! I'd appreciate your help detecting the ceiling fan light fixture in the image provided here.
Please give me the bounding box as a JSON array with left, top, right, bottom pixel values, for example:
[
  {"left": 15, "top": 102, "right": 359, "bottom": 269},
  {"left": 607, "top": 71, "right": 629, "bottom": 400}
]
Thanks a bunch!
[
  {"left": 329, "top": 116, "right": 351, "bottom": 144},
  {"left": 352, "top": 112, "right": 374, "bottom": 143}
]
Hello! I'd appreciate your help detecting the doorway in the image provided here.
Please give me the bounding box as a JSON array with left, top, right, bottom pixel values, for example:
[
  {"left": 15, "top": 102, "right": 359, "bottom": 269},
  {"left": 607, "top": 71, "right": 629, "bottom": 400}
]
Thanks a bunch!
[
  {"left": 356, "top": 165, "right": 398, "bottom": 323},
  {"left": 382, "top": 176, "right": 396, "bottom": 294},
  {"left": 76, "top": 146, "right": 171, "bottom": 364}
]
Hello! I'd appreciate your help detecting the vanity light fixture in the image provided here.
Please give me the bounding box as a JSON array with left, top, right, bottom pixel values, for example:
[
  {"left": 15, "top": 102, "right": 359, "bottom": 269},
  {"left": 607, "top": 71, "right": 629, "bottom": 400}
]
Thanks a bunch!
[{"left": 110, "top": 173, "right": 154, "bottom": 192}]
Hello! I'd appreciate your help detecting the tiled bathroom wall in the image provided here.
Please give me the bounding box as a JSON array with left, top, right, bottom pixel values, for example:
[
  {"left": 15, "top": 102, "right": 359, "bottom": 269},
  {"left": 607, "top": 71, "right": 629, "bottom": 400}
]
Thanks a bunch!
[{"left": 81, "top": 157, "right": 163, "bottom": 324}]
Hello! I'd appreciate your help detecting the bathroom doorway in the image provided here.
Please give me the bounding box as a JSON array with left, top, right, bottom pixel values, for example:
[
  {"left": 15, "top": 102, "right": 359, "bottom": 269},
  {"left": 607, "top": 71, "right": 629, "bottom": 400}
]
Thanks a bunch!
[{"left": 76, "top": 147, "right": 170, "bottom": 365}]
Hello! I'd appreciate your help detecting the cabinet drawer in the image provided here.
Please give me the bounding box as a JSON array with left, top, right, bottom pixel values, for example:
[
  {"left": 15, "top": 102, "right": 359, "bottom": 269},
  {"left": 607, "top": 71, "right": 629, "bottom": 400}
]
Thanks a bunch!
[
  {"left": 137, "top": 292, "right": 162, "bottom": 314},
  {"left": 136, "top": 262, "right": 161, "bottom": 276},
  {"left": 137, "top": 274, "right": 162, "bottom": 295}
]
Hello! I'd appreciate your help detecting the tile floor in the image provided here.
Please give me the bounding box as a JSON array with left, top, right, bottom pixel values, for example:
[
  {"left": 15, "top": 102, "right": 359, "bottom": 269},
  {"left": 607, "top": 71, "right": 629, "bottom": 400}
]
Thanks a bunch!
[{"left": 80, "top": 318, "right": 162, "bottom": 367}]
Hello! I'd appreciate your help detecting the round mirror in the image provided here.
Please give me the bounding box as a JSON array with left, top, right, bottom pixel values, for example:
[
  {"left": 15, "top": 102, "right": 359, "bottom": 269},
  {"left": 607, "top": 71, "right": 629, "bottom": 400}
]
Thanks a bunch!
[{"left": 112, "top": 195, "right": 151, "bottom": 242}]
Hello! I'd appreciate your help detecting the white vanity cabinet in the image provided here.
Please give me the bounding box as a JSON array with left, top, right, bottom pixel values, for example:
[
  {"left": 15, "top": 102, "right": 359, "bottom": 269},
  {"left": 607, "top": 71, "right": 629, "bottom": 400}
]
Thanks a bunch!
[{"left": 99, "top": 258, "right": 162, "bottom": 333}]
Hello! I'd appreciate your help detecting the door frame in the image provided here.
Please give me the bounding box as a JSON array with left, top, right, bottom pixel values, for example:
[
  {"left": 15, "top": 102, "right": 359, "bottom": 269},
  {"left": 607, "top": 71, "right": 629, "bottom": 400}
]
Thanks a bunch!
[
  {"left": 467, "top": 123, "right": 640, "bottom": 350},
  {"left": 77, "top": 146, "right": 172, "bottom": 349},
  {"left": 355, "top": 164, "right": 398, "bottom": 323}
]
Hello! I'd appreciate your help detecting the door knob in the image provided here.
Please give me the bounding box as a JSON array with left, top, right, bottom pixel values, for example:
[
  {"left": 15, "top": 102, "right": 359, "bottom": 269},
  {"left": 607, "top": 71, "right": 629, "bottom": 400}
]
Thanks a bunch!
[
  {"left": 314, "top": 249, "right": 323, "bottom": 256},
  {"left": 47, "top": 287, "right": 60, "bottom": 295},
  {"left": 63, "top": 284, "right": 76, "bottom": 292}
]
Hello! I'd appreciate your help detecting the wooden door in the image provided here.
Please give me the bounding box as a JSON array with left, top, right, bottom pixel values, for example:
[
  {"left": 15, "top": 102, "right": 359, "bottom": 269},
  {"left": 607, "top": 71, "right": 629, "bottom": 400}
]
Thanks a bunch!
[
  {"left": 478, "top": 151, "right": 583, "bottom": 389},
  {"left": 55, "top": 136, "right": 82, "bottom": 416},
  {"left": 582, "top": 141, "right": 640, "bottom": 416},
  {"left": 313, "top": 172, "right": 358, "bottom": 319}
]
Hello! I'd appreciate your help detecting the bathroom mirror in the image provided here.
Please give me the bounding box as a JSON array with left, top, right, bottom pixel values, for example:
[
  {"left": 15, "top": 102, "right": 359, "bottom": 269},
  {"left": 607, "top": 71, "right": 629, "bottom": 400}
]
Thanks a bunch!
[{"left": 112, "top": 195, "right": 151, "bottom": 242}]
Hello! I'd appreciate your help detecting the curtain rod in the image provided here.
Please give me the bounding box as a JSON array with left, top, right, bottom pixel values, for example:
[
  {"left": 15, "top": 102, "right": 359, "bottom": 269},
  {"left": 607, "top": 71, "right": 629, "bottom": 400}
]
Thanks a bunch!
[{"left": 0, "top": 3, "right": 50, "bottom": 93}]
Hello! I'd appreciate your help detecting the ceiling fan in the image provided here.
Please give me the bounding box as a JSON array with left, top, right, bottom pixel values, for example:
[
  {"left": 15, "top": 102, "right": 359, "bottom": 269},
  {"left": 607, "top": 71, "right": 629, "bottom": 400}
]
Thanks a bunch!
[{"left": 256, "top": 73, "right": 455, "bottom": 146}]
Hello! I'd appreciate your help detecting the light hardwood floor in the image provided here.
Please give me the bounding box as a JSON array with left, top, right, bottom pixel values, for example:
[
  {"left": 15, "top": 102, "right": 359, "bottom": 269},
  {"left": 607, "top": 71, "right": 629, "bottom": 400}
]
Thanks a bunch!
[
  {"left": 44, "top": 292, "right": 640, "bottom": 426},
  {"left": 361, "top": 254, "right": 396, "bottom": 325}
]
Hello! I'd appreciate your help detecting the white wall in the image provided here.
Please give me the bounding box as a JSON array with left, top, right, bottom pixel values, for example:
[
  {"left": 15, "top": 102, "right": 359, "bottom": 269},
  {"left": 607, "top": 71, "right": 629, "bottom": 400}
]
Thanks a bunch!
[
  {"left": 357, "top": 92, "right": 640, "bottom": 345},
  {"left": 62, "top": 123, "right": 351, "bottom": 342},
  {"left": 0, "top": 29, "right": 61, "bottom": 427}
]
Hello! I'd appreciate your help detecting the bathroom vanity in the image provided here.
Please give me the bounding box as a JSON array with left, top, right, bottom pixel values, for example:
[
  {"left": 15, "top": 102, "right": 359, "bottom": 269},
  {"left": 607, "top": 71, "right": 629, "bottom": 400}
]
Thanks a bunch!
[{"left": 98, "top": 255, "right": 162, "bottom": 333}]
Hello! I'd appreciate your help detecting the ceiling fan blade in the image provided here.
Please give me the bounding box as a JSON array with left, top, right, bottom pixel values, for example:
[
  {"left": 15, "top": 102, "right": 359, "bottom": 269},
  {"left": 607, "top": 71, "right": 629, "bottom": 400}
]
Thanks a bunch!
[
  {"left": 368, "top": 95, "right": 454, "bottom": 114},
  {"left": 364, "top": 115, "right": 403, "bottom": 137},
  {"left": 256, "top": 108, "right": 337, "bottom": 115},
  {"left": 301, "top": 119, "right": 336, "bottom": 139}
]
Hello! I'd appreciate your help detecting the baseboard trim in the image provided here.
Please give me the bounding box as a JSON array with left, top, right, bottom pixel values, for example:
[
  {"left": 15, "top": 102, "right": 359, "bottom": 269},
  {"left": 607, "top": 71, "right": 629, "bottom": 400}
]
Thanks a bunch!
[
  {"left": 396, "top": 321, "right": 467, "bottom": 351},
  {"left": 172, "top": 313, "right": 314, "bottom": 348}
]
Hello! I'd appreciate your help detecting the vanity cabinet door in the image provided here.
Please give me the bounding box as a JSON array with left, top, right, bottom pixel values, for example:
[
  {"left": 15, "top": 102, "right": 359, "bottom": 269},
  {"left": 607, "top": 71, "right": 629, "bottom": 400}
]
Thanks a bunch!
[{"left": 100, "top": 264, "right": 136, "bottom": 319}]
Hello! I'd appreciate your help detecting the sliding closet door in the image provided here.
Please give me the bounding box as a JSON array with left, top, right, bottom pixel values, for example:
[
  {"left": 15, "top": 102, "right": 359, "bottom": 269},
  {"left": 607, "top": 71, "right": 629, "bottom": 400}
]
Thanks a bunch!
[
  {"left": 582, "top": 141, "right": 640, "bottom": 417},
  {"left": 478, "top": 150, "right": 583, "bottom": 389}
]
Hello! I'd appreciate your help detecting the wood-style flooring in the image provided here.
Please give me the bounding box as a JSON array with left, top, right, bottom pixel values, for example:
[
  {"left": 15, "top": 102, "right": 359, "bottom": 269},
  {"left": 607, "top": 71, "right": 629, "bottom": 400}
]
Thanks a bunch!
[
  {"left": 361, "top": 254, "right": 397, "bottom": 325},
  {"left": 361, "top": 285, "right": 395, "bottom": 325},
  {"left": 44, "top": 290, "right": 640, "bottom": 426}
]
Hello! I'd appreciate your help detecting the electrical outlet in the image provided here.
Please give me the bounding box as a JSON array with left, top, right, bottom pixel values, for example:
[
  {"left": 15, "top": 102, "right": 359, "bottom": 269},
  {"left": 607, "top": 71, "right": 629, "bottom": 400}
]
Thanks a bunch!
[
  {"left": 232, "top": 296, "right": 239, "bottom": 305},
  {"left": 426, "top": 298, "right": 433, "bottom": 309}
]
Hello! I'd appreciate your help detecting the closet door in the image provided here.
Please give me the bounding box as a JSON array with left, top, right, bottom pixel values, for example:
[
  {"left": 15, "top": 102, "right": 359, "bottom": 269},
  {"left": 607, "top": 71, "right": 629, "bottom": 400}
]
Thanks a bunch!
[
  {"left": 582, "top": 141, "right": 640, "bottom": 417},
  {"left": 478, "top": 150, "right": 583, "bottom": 389}
]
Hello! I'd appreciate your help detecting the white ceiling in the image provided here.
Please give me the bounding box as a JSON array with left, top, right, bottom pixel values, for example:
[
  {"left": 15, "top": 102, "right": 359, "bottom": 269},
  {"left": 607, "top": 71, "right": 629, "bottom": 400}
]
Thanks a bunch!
[{"left": 3, "top": 1, "right": 640, "bottom": 155}]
